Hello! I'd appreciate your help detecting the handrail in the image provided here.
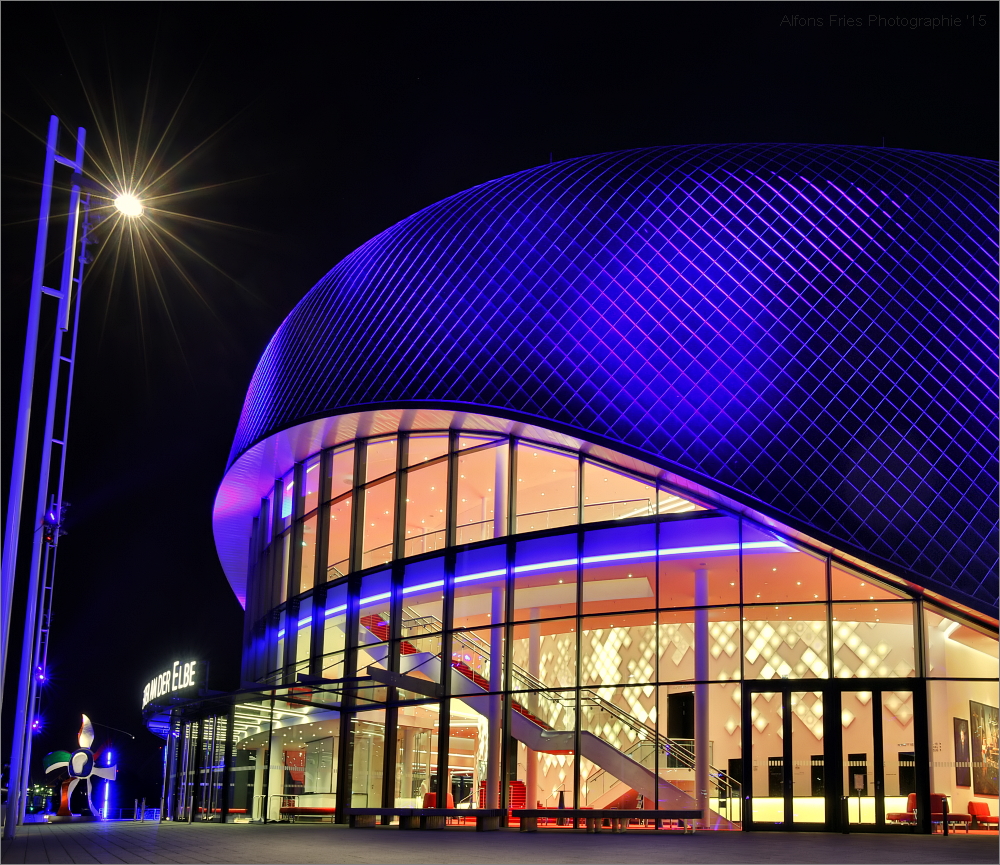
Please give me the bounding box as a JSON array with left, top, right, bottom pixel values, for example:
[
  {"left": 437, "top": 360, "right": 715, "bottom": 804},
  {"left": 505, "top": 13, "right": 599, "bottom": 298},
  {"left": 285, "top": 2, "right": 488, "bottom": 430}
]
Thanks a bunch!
[{"left": 393, "top": 607, "right": 740, "bottom": 799}]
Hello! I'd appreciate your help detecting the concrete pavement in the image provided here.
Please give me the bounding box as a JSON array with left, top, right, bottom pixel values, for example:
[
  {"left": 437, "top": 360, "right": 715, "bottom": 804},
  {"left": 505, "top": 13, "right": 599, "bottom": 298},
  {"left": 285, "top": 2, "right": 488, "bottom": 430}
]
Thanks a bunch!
[{"left": 2, "top": 820, "right": 997, "bottom": 864}]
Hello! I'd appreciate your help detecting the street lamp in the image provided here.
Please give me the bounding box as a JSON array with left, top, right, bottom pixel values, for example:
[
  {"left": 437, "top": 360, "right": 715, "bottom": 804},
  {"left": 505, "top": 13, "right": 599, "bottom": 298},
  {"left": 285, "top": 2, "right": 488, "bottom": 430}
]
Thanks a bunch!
[{"left": 114, "top": 193, "right": 143, "bottom": 217}]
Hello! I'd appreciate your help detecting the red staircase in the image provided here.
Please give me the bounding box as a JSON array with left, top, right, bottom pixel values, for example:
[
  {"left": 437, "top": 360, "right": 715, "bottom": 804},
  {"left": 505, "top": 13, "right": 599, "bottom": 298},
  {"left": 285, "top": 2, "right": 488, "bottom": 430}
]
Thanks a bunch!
[{"left": 478, "top": 779, "right": 526, "bottom": 809}]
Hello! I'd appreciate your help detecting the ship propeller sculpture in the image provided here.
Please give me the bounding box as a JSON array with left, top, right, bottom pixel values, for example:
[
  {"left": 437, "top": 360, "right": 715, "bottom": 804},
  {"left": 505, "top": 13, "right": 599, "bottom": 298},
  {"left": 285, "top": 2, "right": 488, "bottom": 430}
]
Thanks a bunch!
[{"left": 42, "top": 714, "right": 117, "bottom": 817}]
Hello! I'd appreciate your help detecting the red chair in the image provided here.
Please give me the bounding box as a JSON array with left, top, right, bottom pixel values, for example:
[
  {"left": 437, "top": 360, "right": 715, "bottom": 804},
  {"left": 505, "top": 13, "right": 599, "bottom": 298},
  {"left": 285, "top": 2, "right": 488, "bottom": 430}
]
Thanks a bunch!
[
  {"left": 422, "top": 792, "right": 455, "bottom": 809},
  {"left": 930, "top": 794, "right": 971, "bottom": 833},
  {"left": 968, "top": 801, "right": 999, "bottom": 830},
  {"left": 886, "top": 792, "right": 916, "bottom": 824}
]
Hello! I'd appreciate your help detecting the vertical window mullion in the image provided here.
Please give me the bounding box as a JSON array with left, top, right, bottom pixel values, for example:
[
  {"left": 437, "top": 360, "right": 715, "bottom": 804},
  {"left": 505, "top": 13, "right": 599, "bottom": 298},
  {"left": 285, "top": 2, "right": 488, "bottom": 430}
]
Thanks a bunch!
[{"left": 350, "top": 442, "right": 367, "bottom": 574}]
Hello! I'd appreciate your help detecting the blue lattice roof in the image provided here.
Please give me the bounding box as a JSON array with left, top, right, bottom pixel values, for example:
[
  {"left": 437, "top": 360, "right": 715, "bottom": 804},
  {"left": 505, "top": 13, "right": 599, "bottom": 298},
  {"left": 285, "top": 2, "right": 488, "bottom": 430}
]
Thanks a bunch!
[{"left": 228, "top": 144, "right": 999, "bottom": 615}]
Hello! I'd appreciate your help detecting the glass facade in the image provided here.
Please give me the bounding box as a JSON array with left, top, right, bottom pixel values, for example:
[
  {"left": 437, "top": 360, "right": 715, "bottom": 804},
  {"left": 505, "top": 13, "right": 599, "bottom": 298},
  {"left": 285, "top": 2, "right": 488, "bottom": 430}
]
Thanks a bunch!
[{"left": 159, "top": 428, "right": 998, "bottom": 832}]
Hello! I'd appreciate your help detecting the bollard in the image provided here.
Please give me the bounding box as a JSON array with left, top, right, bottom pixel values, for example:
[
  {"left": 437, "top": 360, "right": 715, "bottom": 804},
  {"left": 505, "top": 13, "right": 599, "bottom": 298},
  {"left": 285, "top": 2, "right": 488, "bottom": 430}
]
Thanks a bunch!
[
  {"left": 140, "top": 798, "right": 146, "bottom": 822},
  {"left": 187, "top": 795, "right": 194, "bottom": 824},
  {"left": 134, "top": 799, "right": 139, "bottom": 822}
]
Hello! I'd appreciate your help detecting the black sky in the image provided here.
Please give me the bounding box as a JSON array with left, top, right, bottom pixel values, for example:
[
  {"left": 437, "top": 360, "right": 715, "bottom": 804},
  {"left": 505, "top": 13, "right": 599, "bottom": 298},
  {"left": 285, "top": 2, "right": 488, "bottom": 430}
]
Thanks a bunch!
[{"left": 2, "top": 1, "right": 996, "bottom": 804}]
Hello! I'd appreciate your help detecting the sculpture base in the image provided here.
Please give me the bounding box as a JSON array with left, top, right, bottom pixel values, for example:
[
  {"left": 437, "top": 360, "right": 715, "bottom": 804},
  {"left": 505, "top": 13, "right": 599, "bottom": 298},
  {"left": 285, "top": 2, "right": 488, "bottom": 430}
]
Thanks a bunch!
[{"left": 44, "top": 815, "right": 100, "bottom": 823}]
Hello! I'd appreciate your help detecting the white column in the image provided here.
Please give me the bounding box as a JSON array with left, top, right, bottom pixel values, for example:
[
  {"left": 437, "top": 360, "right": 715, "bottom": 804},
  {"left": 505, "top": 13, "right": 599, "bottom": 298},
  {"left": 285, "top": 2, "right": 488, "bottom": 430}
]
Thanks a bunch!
[
  {"left": 251, "top": 747, "right": 265, "bottom": 821},
  {"left": 695, "top": 568, "right": 709, "bottom": 829},
  {"left": 267, "top": 747, "right": 284, "bottom": 821},
  {"left": 525, "top": 610, "right": 541, "bottom": 807},
  {"left": 485, "top": 586, "right": 504, "bottom": 807},
  {"left": 493, "top": 445, "right": 508, "bottom": 538},
  {"left": 401, "top": 725, "right": 415, "bottom": 804}
]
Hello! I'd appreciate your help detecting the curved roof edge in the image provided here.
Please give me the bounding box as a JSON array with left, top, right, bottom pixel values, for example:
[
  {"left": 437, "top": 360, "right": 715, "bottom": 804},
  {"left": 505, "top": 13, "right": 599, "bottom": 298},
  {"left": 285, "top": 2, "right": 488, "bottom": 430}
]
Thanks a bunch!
[{"left": 213, "top": 402, "right": 998, "bottom": 625}]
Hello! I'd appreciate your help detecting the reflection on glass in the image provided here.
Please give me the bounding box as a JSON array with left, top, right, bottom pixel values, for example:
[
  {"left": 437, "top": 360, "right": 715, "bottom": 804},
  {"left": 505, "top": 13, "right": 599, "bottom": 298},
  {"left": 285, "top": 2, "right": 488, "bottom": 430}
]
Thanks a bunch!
[
  {"left": 278, "top": 470, "right": 295, "bottom": 531},
  {"left": 361, "top": 480, "right": 395, "bottom": 569},
  {"left": 832, "top": 602, "right": 915, "bottom": 679},
  {"left": 404, "top": 461, "right": 447, "bottom": 557},
  {"left": 583, "top": 461, "right": 656, "bottom": 523},
  {"left": 515, "top": 443, "right": 578, "bottom": 533},
  {"left": 743, "top": 604, "right": 828, "bottom": 679}
]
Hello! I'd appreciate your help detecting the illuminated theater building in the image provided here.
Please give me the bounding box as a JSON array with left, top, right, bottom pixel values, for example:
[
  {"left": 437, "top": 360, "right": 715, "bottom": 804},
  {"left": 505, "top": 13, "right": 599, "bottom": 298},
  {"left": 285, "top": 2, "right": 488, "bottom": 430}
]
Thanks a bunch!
[{"left": 149, "top": 144, "right": 999, "bottom": 832}]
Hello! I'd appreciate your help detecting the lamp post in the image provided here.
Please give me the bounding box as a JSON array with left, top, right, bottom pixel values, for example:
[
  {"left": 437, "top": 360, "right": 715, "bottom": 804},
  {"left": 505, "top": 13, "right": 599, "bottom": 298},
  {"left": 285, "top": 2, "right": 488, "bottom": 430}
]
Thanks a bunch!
[{"left": 2, "top": 117, "right": 144, "bottom": 840}]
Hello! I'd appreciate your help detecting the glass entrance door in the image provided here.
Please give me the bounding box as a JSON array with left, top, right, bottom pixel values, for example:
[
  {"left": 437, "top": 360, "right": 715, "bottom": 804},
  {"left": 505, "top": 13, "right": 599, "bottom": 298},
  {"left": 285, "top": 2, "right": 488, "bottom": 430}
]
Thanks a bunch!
[
  {"left": 748, "top": 689, "right": 827, "bottom": 827},
  {"left": 840, "top": 689, "right": 916, "bottom": 829}
]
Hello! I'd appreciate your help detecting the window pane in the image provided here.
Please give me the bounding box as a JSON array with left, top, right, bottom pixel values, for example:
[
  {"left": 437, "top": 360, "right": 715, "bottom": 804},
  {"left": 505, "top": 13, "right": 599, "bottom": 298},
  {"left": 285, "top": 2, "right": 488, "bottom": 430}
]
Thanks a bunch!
[
  {"left": 454, "top": 544, "right": 507, "bottom": 630},
  {"left": 582, "top": 461, "right": 656, "bottom": 523},
  {"left": 365, "top": 437, "right": 397, "bottom": 482},
  {"left": 582, "top": 524, "right": 656, "bottom": 615},
  {"left": 658, "top": 607, "right": 741, "bottom": 682},
  {"left": 458, "top": 433, "right": 502, "bottom": 451},
  {"left": 742, "top": 525, "right": 827, "bottom": 603},
  {"left": 396, "top": 703, "right": 440, "bottom": 807},
  {"left": 406, "top": 433, "right": 449, "bottom": 466},
  {"left": 361, "top": 480, "right": 395, "bottom": 569},
  {"left": 295, "top": 597, "right": 313, "bottom": 666},
  {"left": 515, "top": 443, "right": 578, "bottom": 533},
  {"left": 580, "top": 686, "right": 656, "bottom": 809},
  {"left": 401, "top": 558, "right": 445, "bottom": 637},
  {"left": 658, "top": 484, "right": 706, "bottom": 515},
  {"left": 658, "top": 515, "right": 739, "bottom": 607},
  {"left": 513, "top": 534, "right": 577, "bottom": 622},
  {"left": 350, "top": 711, "right": 386, "bottom": 807},
  {"left": 924, "top": 606, "right": 999, "bottom": 679},
  {"left": 302, "top": 454, "right": 321, "bottom": 515},
  {"left": 452, "top": 627, "right": 502, "bottom": 695},
  {"left": 457, "top": 443, "right": 508, "bottom": 544},
  {"left": 277, "top": 470, "right": 295, "bottom": 531},
  {"left": 580, "top": 612, "right": 657, "bottom": 686},
  {"left": 326, "top": 445, "right": 355, "bottom": 501},
  {"left": 275, "top": 610, "right": 287, "bottom": 673},
  {"left": 299, "top": 515, "right": 318, "bottom": 594},
  {"left": 512, "top": 690, "right": 575, "bottom": 812},
  {"left": 322, "top": 583, "right": 348, "bottom": 656},
  {"left": 358, "top": 570, "right": 392, "bottom": 646},
  {"left": 743, "top": 603, "right": 828, "bottom": 679},
  {"left": 277, "top": 532, "right": 291, "bottom": 604},
  {"left": 326, "top": 495, "right": 352, "bottom": 579},
  {"left": 831, "top": 564, "right": 907, "bottom": 601},
  {"left": 404, "top": 461, "right": 447, "bottom": 557},
  {"left": 510, "top": 617, "right": 577, "bottom": 690},
  {"left": 832, "top": 602, "right": 915, "bottom": 679}
]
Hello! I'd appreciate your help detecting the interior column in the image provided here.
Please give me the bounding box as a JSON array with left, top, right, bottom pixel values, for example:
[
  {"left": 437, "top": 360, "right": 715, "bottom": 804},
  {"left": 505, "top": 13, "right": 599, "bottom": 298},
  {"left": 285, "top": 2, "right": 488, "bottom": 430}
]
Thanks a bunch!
[
  {"left": 695, "top": 567, "right": 709, "bottom": 828},
  {"left": 485, "top": 586, "right": 504, "bottom": 808},
  {"left": 525, "top": 609, "right": 541, "bottom": 808}
]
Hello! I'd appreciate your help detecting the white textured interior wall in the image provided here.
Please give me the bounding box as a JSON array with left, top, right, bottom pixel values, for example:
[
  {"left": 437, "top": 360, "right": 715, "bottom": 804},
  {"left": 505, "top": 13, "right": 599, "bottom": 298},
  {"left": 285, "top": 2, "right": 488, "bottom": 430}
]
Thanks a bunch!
[
  {"left": 928, "top": 678, "right": 1000, "bottom": 814},
  {"left": 944, "top": 636, "right": 1000, "bottom": 680}
]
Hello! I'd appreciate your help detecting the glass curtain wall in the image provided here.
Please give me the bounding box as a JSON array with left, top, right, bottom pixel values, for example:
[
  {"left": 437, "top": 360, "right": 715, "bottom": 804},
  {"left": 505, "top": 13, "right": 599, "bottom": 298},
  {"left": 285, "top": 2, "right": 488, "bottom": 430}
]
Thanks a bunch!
[{"left": 227, "top": 430, "right": 998, "bottom": 832}]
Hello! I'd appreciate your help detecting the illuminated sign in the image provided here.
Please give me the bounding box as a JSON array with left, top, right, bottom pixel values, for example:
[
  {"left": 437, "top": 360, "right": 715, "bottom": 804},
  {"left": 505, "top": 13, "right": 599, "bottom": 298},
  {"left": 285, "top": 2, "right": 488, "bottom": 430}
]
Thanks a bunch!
[{"left": 141, "top": 660, "right": 200, "bottom": 709}]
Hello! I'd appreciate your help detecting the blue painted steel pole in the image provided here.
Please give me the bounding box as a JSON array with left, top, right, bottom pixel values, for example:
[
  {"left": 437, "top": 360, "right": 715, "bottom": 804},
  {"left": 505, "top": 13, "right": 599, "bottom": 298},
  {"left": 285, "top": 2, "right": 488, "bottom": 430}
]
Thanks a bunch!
[{"left": 0, "top": 116, "right": 59, "bottom": 687}]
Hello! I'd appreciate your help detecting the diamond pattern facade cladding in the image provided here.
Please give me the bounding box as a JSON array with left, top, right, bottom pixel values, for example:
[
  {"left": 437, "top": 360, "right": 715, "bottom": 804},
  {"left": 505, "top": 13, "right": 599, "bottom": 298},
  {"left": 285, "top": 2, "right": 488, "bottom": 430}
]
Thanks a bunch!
[{"left": 231, "top": 144, "right": 998, "bottom": 615}]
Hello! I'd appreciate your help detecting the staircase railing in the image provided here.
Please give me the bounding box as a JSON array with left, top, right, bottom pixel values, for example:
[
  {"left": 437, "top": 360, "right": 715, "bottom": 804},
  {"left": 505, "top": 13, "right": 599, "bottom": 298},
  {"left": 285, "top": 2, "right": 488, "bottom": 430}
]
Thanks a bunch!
[{"left": 361, "top": 607, "right": 742, "bottom": 812}]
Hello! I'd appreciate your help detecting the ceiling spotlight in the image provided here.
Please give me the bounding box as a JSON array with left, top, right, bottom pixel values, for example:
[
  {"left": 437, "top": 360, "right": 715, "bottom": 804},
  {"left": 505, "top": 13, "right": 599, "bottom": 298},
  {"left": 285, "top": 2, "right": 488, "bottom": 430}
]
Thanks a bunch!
[{"left": 114, "top": 193, "right": 143, "bottom": 217}]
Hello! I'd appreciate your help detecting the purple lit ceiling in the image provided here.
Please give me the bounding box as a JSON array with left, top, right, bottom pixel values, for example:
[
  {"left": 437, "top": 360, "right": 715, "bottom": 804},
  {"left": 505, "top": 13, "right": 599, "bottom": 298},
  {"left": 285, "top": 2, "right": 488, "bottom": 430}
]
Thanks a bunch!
[{"left": 227, "top": 144, "right": 998, "bottom": 615}]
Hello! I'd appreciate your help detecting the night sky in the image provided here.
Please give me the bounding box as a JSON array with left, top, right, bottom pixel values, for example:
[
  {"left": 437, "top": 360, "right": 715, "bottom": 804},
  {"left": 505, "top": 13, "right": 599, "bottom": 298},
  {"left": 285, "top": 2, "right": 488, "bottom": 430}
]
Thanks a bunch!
[{"left": 2, "top": 1, "right": 996, "bottom": 807}]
